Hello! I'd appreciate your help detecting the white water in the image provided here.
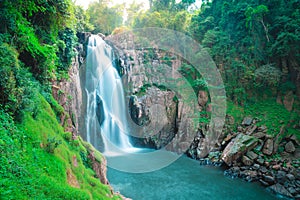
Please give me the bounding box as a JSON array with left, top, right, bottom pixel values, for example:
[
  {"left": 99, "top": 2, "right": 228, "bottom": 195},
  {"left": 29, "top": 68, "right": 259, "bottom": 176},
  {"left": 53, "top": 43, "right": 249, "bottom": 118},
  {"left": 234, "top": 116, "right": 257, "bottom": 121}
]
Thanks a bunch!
[{"left": 85, "top": 35, "right": 134, "bottom": 154}]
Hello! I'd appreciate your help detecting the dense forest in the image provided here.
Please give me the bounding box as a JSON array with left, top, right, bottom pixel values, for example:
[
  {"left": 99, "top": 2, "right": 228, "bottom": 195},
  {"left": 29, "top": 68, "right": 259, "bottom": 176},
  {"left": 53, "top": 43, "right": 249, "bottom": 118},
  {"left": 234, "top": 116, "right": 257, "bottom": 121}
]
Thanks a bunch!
[{"left": 0, "top": 0, "right": 299, "bottom": 199}]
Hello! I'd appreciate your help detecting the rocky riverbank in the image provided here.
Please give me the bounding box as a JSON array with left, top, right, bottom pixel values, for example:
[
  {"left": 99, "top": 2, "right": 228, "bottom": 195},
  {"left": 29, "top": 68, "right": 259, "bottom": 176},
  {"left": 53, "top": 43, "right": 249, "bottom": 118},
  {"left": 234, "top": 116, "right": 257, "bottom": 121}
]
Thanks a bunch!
[{"left": 187, "top": 117, "right": 300, "bottom": 199}]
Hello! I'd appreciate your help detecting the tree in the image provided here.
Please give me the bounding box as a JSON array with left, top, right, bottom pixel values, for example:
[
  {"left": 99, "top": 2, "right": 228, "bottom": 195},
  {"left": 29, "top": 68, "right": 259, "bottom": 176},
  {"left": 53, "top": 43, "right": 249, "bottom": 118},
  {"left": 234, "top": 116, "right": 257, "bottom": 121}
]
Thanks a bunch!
[
  {"left": 245, "top": 5, "right": 270, "bottom": 42},
  {"left": 87, "top": 1, "right": 123, "bottom": 35}
]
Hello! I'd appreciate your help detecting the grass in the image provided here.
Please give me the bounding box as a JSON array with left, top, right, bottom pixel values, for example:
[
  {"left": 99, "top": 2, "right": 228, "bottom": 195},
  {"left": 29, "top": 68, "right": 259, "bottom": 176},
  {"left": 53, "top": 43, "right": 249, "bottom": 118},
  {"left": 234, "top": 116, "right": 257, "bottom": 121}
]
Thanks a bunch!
[
  {"left": 0, "top": 93, "right": 120, "bottom": 200},
  {"left": 227, "top": 99, "right": 300, "bottom": 139}
]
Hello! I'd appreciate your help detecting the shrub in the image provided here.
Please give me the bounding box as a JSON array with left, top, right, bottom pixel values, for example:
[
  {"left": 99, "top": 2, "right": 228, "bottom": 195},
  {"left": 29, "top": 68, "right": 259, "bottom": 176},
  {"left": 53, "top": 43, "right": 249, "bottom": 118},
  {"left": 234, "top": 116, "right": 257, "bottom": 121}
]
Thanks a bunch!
[{"left": 45, "top": 137, "right": 62, "bottom": 154}]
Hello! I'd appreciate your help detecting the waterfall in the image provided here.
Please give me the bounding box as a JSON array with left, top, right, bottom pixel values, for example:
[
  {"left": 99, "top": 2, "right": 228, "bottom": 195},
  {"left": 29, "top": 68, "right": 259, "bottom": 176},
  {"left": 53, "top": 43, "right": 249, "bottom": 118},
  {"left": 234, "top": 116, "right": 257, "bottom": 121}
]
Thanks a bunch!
[{"left": 85, "top": 35, "right": 133, "bottom": 154}]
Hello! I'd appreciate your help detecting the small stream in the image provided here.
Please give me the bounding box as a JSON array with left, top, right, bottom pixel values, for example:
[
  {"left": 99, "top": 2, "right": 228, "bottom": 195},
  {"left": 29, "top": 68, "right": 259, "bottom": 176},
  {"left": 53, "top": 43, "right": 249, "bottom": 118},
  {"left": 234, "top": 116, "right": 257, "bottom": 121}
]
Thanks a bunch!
[{"left": 108, "top": 155, "right": 282, "bottom": 200}]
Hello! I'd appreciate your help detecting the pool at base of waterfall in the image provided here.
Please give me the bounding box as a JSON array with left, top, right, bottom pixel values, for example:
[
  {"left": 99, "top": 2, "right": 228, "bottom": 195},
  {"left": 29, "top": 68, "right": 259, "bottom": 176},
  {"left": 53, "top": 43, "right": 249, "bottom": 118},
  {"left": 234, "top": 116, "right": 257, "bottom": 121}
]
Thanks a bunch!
[{"left": 107, "top": 155, "right": 285, "bottom": 200}]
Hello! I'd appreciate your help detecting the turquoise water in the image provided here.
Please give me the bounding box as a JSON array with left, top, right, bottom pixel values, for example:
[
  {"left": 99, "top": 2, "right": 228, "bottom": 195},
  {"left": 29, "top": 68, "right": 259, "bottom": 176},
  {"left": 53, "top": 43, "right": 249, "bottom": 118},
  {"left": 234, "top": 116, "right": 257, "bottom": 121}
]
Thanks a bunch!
[{"left": 107, "top": 155, "right": 281, "bottom": 200}]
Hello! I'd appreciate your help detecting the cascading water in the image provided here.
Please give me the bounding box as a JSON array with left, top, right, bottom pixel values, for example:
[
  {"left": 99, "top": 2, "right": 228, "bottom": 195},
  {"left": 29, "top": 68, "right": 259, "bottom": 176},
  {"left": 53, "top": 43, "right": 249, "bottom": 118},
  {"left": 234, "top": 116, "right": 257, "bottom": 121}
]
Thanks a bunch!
[
  {"left": 85, "top": 35, "right": 178, "bottom": 173},
  {"left": 85, "top": 35, "right": 133, "bottom": 154}
]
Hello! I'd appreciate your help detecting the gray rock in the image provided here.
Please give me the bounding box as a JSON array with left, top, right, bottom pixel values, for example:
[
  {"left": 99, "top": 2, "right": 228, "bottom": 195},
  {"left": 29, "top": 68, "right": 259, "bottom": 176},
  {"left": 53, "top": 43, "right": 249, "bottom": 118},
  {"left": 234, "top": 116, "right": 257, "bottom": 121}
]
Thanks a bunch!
[
  {"left": 260, "top": 179, "right": 269, "bottom": 186},
  {"left": 290, "top": 134, "right": 300, "bottom": 146},
  {"left": 288, "top": 187, "right": 297, "bottom": 195},
  {"left": 240, "top": 170, "right": 258, "bottom": 182},
  {"left": 272, "top": 164, "right": 281, "bottom": 170},
  {"left": 221, "top": 134, "right": 258, "bottom": 166},
  {"left": 258, "top": 125, "right": 267, "bottom": 132},
  {"left": 285, "top": 141, "right": 296, "bottom": 153},
  {"left": 96, "top": 95, "right": 105, "bottom": 126},
  {"left": 276, "top": 170, "right": 287, "bottom": 184},
  {"left": 263, "top": 175, "right": 275, "bottom": 185},
  {"left": 242, "top": 156, "right": 254, "bottom": 166},
  {"left": 246, "top": 125, "right": 257, "bottom": 135},
  {"left": 242, "top": 117, "right": 253, "bottom": 126},
  {"left": 246, "top": 151, "right": 258, "bottom": 160},
  {"left": 253, "top": 164, "right": 260, "bottom": 170},
  {"left": 252, "top": 132, "right": 266, "bottom": 139},
  {"left": 256, "top": 158, "right": 265, "bottom": 165},
  {"left": 263, "top": 138, "right": 274, "bottom": 155},
  {"left": 286, "top": 173, "right": 295, "bottom": 181},
  {"left": 268, "top": 183, "right": 293, "bottom": 198}
]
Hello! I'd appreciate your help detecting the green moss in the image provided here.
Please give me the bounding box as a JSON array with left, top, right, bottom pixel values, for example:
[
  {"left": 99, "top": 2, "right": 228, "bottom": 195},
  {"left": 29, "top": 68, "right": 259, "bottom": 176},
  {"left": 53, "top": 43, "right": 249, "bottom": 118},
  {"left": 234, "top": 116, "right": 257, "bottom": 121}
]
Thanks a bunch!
[
  {"left": 244, "top": 99, "right": 299, "bottom": 136},
  {"left": 227, "top": 99, "right": 300, "bottom": 137},
  {"left": 226, "top": 101, "right": 245, "bottom": 123}
]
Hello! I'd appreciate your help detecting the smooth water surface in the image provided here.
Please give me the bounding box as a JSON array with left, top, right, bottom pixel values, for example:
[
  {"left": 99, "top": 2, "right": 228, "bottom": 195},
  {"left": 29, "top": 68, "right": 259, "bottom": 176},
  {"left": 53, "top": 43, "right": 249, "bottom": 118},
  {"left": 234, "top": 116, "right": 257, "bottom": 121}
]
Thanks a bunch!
[{"left": 108, "top": 155, "right": 280, "bottom": 200}]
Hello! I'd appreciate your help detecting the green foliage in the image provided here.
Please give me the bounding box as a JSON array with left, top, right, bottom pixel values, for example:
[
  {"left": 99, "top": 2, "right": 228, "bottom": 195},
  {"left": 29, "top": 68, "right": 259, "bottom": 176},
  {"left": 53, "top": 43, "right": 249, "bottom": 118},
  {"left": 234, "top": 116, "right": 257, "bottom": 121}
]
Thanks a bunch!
[
  {"left": 244, "top": 99, "right": 300, "bottom": 135},
  {"left": 45, "top": 137, "right": 62, "bottom": 154},
  {"left": 0, "top": 94, "right": 120, "bottom": 199},
  {"left": 0, "top": 1, "right": 123, "bottom": 199},
  {"left": 254, "top": 64, "right": 282, "bottom": 88},
  {"left": 0, "top": 44, "right": 22, "bottom": 114},
  {"left": 0, "top": 0, "right": 80, "bottom": 83},
  {"left": 134, "top": 83, "right": 152, "bottom": 96},
  {"left": 187, "top": 0, "right": 300, "bottom": 105},
  {"left": 133, "top": 10, "right": 191, "bottom": 32},
  {"left": 57, "top": 28, "right": 77, "bottom": 74},
  {"left": 0, "top": 44, "right": 40, "bottom": 117},
  {"left": 74, "top": 5, "right": 94, "bottom": 32},
  {"left": 87, "top": 1, "right": 123, "bottom": 35}
]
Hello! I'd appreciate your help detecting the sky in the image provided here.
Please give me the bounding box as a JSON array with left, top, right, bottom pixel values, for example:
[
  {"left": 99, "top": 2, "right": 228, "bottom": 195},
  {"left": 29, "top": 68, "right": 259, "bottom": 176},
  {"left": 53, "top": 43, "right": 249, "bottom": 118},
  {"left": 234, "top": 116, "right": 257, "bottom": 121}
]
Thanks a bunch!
[
  {"left": 74, "top": 0, "right": 202, "bottom": 10},
  {"left": 74, "top": 0, "right": 150, "bottom": 10}
]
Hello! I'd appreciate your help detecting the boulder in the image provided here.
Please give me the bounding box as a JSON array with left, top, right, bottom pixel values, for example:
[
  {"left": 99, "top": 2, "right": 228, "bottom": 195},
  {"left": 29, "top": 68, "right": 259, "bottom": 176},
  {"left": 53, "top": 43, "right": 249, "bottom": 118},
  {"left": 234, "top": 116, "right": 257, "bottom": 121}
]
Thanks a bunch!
[
  {"left": 240, "top": 170, "right": 258, "bottom": 182},
  {"left": 288, "top": 187, "right": 297, "bottom": 195},
  {"left": 253, "top": 164, "right": 260, "bottom": 170},
  {"left": 242, "top": 117, "right": 253, "bottom": 126},
  {"left": 290, "top": 134, "right": 300, "bottom": 146},
  {"left": 256, "top": 158, "right": 265, "bottom": 165},
  {"left": 268, "top": 183, "right": 293, "bottom": 198},
  {"left": 246, "top": 125, "right": 257, "bottom": 135},
  {"left": 259, "top": 166, "right": 268, "bottom": 174},
  {"left": 272, "top": 164, "right": 281, "bottom": 170},
  {"left": 246, "top": 151, "right": 258, "bottom": 160},
  {"left": 258, "top": 125, "right": 267, "bottom": 132},
  {"left": 262, "top": 138, "right": 274, "bottom": 155},
  {"left": 263, "top": 175, "right": 275, "bottom": 185},
  {"left": 286, "top": 174, "right": 295, "bottom": 181},
  {"left": 252, "top": 132, "right": 266, "bottom": 139},
  {"left": 276, "top": 170, "right": 287, "bottom": 184},
  {"left": 285, "top": 141, "right": 296, "bottom": 153},
  {"left": 260, "top": 179, "right": 270, "bottom": 186},
  {"left": 221, "top": 134, "right": 258, "bottom": 166},
  {"left": 242, "top": 156, "right": 253, "bottom": 166}
]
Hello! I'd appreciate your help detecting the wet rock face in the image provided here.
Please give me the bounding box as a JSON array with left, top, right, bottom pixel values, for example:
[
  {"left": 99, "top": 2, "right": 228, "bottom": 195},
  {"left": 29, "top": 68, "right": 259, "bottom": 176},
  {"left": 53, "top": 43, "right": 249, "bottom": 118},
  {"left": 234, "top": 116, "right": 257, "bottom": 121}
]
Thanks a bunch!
[
  {"left": 52, "top": 45, "right": 85, "bottom": 138},
  {"left": 129, "top": 95, "right": 150, "bottom": 126},
  {"left": 96, "top": 95, "right": 105, "bottom": 126},
  {"left": 109, "top": 39, "right": 199, "bottom": 153},
  {"left": 129, "top": 86, "right": 178, "bottom": 149}
]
